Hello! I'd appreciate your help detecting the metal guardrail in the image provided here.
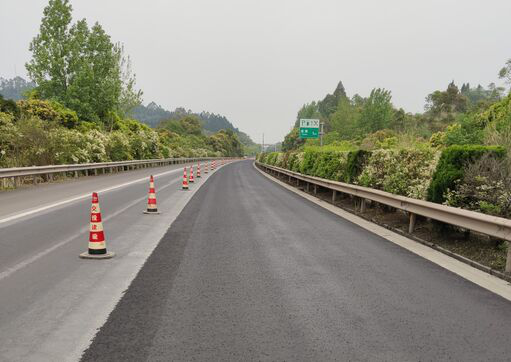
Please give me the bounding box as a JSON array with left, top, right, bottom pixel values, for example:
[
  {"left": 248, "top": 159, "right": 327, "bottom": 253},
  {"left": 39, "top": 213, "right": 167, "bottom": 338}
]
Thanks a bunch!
[
  {"left": 256, "top": 161, "right": 511, "bottom": 273},
  {"left": 0, "top": 157, "right": 226, "bottom": 187}
]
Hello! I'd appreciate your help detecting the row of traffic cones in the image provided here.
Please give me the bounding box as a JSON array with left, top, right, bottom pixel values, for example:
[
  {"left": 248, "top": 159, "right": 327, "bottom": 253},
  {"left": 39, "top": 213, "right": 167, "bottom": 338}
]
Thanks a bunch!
[{"left": 79, "top": 159, "right": 233, "bottom": 259}]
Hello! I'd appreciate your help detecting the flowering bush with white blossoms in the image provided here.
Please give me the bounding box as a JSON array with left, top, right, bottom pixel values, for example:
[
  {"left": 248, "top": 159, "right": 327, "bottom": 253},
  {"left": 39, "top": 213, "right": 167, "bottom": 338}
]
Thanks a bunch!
[{"left": 356, "top": 148, "right": 440, "bottom": 199}]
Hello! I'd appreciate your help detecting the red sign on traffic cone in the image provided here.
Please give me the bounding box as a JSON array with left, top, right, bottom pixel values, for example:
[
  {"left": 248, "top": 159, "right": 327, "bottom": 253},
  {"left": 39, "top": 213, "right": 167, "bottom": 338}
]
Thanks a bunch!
[
  {"left": 182, "top": 167, "right": 189, "bottom": 190},
  {"left": 197, "top": 162, "right": 201, "bottom": 178},
  {"left": 189, "top": 165, "right": 195, "bottom": 183},
  {"left": 143, "top": 175, "right": 160, "bottom": 214},
  {"left": 80, "top": 192, "right": 114, "bottom": 259}
]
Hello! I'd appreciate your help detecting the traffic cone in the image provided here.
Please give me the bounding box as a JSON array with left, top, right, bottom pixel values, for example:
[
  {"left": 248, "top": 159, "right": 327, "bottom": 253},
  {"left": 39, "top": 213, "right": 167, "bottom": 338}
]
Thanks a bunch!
[
  {"left": 80, "top": 192, "right": 114, "bottom": 259},
  {"left": 182, "top": 167, "right": 189, "bottom": 190},
  {"left": 205, "top": 161, "right": 209, "bottom": 174},
  {"left": 197, "top": 162, "right": 201, "bottom": 178},
  {"left": 189, "top": 165, "right": 195, "bottom": 183},
  {"left": 143, "top": 175, "right": 160, "bottom": 214},
  {"left": 212, "top": 160, "right": 216, "bottom": 170}
]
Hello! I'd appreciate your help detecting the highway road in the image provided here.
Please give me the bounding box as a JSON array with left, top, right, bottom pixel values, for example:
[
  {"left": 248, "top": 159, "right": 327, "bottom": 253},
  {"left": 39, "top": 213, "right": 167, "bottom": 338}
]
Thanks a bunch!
[
  {"left": 79, "top": 160, "right": 511, "bottom": 361},
  {"left": 0, "top": 160, "right": 221, "bottom": 362}
]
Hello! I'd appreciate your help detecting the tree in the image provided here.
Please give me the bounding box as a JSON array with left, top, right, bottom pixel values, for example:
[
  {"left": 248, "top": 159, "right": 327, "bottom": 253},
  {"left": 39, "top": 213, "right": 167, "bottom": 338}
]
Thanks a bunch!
[
  {"left": 26, "top": 0, "right": 73, "bottom": 103},
  {"left": 358, "top": 88, "right": 394, "bottom": 133},
  {"left": 499, "top": 59, "right": 511, "bottom": 88},
  {"left": 26, "top": 0, "right": 142, "bottom": 124},
  {"left": 329, "top": 96, "right": 360, "bottom": 139}
]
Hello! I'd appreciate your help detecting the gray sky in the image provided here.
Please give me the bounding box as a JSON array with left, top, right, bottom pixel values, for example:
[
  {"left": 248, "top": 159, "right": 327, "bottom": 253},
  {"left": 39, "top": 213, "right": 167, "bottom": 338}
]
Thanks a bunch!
[{"left": 1, "top": 0, "right": 510, "bottom": 143}]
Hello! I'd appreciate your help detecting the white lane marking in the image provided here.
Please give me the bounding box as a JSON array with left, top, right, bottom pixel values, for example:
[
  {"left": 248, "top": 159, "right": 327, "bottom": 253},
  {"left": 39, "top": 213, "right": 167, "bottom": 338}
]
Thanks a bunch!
[
  {"left": 0, "top": 179, "right": 180, "bottom": 281},
  {"left": 0, "top": 167, "right": 184, "bottom": 225},
  {"left": 254, "top": 163, "right": 511, "bottom": 302}
]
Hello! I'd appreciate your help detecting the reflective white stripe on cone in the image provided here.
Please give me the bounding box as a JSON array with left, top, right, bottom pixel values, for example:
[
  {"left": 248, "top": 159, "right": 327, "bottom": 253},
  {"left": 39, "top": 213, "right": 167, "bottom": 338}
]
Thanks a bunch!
[
  {"left": 144, "top": 175, "right": 160, "bottom": 214},
  {"left": 80, "top": 192, "right": 114, "bottom": 259},
  {"left": 182, "top": 167, "right": 189, "bottom": 190},
  {"left": 189, "top": 165, "right": 195, "bottom": 183}
]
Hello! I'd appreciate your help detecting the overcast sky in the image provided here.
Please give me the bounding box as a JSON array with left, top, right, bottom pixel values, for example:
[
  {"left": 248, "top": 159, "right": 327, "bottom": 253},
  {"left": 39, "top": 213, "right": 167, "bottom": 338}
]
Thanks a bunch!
[{"left": 1, "top": 0, "right": 510, "bottom": 143}]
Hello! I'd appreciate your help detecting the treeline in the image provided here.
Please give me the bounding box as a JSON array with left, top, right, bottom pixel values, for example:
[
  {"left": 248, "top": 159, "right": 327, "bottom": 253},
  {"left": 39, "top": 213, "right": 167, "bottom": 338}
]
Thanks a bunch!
[
  {"left": 132, "top": 102, "right": 258, "bottom": 153},
  {"left": 273, "top": 60, "right": 511, "bottom": 220},
  {"left": 0, "top": 0, "right": 245, "bottom": 168},
  {"left": 283, "top": 77, "right": 509, "bottom": 153},
  {"left": 0, "top": 96, "right": 243, "bottom": 167}
]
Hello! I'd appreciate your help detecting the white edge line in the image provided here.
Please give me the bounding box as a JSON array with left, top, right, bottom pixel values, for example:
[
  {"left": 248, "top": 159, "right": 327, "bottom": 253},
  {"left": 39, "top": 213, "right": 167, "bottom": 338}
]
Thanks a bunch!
[
  {"left": 0, "top": 167, "right": 185, "bottom": 225},
  {"left": 253, "top": 162, "right": 511, "bottom": 302}
]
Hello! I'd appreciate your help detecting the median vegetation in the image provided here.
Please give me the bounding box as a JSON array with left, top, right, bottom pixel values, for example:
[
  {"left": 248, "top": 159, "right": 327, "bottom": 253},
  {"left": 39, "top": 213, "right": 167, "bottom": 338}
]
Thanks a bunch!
[{"left": 0, "top": 0, "right": 246, "bottom": 169}]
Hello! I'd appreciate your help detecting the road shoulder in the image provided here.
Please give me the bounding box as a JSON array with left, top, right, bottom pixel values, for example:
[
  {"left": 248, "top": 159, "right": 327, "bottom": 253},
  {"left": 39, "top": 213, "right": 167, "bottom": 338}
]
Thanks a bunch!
[{"left": 254, "top": 162, "right": 511, "bottom": 302}]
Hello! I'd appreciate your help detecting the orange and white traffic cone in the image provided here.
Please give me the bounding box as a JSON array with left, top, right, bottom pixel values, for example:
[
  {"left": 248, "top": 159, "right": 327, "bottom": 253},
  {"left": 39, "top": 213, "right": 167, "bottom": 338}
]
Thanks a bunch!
[
  {"left": 182, "top": 167, "right": 189, "bottom": 190},
  {"left": 212, "top": 160, "right": 216, "bottom": 170},
  {"left": 205, "top": 161, "right": 209, "bottom": 174},
  {"left": 80, "top": 192, "right": 114, "bottom": 259},
  {"left": 197, "top": 162, "right": 201, "bottom": 178},
  {"left": 143, "top": 175, "right": 160, "bottom": 214},
  {"left": 189, "top": 165, "right": 195, "bottom": 183}
]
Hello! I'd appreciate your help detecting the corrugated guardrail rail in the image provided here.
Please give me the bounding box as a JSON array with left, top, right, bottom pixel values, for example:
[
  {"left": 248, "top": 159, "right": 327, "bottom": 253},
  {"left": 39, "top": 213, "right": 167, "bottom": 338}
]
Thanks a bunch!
[
  {"left": 0, "top": 157, "right": 226, "bottom": 187},
  {"left": 256, "top": 161, "right": 511, "bottom": 273}
]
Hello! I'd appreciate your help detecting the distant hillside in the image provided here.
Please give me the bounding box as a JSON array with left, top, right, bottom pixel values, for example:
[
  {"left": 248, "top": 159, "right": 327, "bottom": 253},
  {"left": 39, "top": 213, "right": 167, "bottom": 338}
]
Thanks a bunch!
[{"left": 132, "top": 102, "right": 256, "bottom": 146}]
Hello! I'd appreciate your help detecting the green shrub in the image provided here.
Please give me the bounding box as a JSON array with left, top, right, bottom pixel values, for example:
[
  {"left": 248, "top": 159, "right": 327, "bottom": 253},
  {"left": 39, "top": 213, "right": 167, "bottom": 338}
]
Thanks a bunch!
[
  {"left": 427, "top": 145, "right": 506, "bottom": 203},
  {"left": 300, "top": 150, "right": 320, "bottom": 175},
  {"left": 357, "top": 148, "right": 440, "bottom": 199},
  {"left": 345, "top": 150, "right": 370, "bottom": 183}
]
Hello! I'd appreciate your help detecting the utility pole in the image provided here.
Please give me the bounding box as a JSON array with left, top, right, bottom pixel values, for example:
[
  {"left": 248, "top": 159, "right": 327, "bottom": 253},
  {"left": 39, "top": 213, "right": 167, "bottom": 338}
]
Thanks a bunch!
[{"left": 320, "top": 122, "right": 324, "bottom": 147}]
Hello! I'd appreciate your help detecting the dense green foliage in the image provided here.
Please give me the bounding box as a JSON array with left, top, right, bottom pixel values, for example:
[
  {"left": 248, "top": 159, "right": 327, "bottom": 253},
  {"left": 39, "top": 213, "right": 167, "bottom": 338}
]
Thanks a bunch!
[
  {"left": 0, "top": 0, "right": 246, "bottom": 168},
  {"left": 427, "top": 145, "right": 505, "bottom": 203},
  {"left": 0, "top": 99, "right": 243, "bottom": 168},
  {"left": 26, "top": 0, "right": 143, "bottom": 124},
  {"left": 275, "top": 57, "right": 511, "bottom": 218},
  {"left": 132, "top": 103, "right": 256, "bottom": 153}
]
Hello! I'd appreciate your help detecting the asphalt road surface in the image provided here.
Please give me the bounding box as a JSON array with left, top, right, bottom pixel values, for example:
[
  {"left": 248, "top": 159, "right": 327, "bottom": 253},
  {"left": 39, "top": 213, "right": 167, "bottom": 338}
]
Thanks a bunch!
[
  {"left": 81, "top": 160, "right": 511, "bottom": 362},
  {"left": 0, "top": 160, "right": 221, "bottom": 362}
]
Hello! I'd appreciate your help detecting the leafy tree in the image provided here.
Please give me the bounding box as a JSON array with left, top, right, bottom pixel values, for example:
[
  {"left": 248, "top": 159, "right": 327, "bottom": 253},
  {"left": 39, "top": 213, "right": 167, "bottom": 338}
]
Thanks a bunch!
[
  {"left": 499, "top": 58, "right": 511, "bottom": 88},
  {"left": 26, "top": 0, "right": 141, "bottom": 124},
  {"left": 358, "top": 88, "right": 394, "bottom": 133},
  {"left": 329, "top": 96, "right": 360, "bottom": 139}
]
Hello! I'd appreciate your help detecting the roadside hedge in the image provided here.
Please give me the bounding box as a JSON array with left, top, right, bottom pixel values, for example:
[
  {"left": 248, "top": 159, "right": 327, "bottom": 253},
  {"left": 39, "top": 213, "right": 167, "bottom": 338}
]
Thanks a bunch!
[
  {"left": 258, "top": 145, "right": 506, "bottom": 204},
  {"left": 427, "top": 145, "right": 506, "bottom": 203}
]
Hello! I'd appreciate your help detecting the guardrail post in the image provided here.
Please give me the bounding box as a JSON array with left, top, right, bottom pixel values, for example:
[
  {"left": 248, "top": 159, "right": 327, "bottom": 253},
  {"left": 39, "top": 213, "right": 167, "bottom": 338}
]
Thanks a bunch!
[
  {"left": 409, "top": 213, "right": 417, "bottom": 233},
  {"left": 360, "top": 198, "right": 366, "bottom": 213},
  {"left": 314, "top": 184, "right": 318, "bottom": 195},
  {"left": 94, "top": 169, "right": 98, "bottom": 176},
  {"left": 74, "top": 171, "right": 78, "bottom": 178},
  {"left": 296, "top": 178, "right": 300, "bottom": 187},
  {"left": 505, "top": 245, "right": 511, "bottom": 273},
  {"left": 306, "top": 182, "right": 310, "bottom": 192},
  {"left": 332, "top": 190, "right": 337, "bottom": 203}
]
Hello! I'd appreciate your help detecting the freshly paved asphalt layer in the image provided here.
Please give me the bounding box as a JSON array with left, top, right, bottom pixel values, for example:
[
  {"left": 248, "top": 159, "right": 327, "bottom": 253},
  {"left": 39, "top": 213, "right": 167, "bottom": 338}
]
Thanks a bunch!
[
  {"left": 0, "top": 160, "right": 221, "bottom": 361},
  {"left": 82, "top": 160, "right": 511, "bottom": 362}
]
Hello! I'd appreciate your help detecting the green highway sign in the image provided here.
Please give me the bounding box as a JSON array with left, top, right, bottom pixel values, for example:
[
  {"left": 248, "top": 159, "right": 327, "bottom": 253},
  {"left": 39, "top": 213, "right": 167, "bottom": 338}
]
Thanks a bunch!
[{"left": 299, "top": 119, "right": 320, "bottom": 139}]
